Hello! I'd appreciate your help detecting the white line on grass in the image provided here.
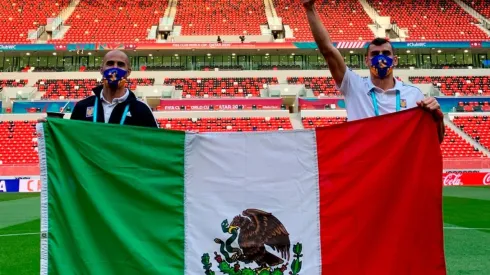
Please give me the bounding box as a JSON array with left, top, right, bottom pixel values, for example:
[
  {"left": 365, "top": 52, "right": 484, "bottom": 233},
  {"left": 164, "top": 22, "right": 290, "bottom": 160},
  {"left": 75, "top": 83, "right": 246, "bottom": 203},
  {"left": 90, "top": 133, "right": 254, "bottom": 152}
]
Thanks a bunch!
[
  {"left": 444, "top": 227, "right": 490, "bottom": 230},
  {"left": 0, "top": 232, "right": 39, "bottom": 237},
  {"left": 1, "top": 227, "right": 489, "bottom": 237}
]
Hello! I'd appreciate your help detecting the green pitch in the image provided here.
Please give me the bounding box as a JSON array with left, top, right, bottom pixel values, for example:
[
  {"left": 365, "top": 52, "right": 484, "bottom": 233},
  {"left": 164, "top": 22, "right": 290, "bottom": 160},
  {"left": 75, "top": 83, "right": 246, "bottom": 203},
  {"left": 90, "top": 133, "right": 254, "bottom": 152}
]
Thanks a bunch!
[{"left": 1, "top": 188, "right": 489, "bottom": 275}]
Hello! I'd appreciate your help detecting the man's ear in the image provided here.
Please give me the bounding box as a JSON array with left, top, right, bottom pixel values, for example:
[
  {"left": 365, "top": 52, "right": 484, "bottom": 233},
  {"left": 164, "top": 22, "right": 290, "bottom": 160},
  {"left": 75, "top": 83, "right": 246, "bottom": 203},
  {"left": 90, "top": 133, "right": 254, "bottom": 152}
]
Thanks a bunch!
[
  {"left": 126, "top": 68, "right": 132, "bottom": 78},
  {"left": 393, "top": 55, "right": 399, "bottom": 67},
  {"left": 364, "top": 56, "right": 370, "bottom": 68}
]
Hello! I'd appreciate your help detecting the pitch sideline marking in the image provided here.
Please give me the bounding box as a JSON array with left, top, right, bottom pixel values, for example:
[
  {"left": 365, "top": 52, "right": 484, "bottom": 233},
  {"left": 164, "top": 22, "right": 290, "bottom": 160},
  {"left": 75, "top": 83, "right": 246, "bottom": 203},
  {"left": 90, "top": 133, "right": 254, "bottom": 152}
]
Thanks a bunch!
[
  {"left": 443, "top": 227, "right": 490, "bottom": 230},
  {"left": 0, "top": 232, "right": 39, "bottom": 237},
  {"left": 1, "top": 226, "right": 490, "bottom": 237}
]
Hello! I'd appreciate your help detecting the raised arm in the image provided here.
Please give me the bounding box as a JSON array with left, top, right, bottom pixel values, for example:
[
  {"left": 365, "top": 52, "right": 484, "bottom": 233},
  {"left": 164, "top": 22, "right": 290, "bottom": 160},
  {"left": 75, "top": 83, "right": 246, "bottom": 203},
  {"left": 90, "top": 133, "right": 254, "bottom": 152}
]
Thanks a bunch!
[{"left": 303, "top": 0, "right": 346, "bottom": 87}]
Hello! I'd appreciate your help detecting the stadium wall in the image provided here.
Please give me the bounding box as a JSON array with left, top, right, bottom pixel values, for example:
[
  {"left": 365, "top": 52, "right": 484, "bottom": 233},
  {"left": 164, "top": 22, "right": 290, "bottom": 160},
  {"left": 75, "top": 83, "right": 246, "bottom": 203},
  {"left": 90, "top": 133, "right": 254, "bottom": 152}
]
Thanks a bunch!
[
  {"left": 0, "top": 69, "right": 489, "bottom": 86},
  {"left": 0, "top": 110, "right": 292, "bottom": 121}
]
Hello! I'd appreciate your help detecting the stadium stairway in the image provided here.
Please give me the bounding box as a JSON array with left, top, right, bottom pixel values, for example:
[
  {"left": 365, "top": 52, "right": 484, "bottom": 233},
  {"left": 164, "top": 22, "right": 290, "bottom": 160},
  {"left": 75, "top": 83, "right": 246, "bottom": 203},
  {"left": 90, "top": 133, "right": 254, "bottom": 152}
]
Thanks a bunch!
[
  {"left": 446, "top": 116, "right": 490, "bottom": 157},
  {"left": 288, "top": 113, "right": 304, "bottom": 130},
  {"left": 454, "top": 0, "right": 490, "bottom": 34},
  {"left": 50, "top": 0, "right": 80, "bottom": 41},
  {"left": 358, "top": 0, "right": 408, "bottom": 40},
  {"left": 33, "top": 0, "right": 80, "bottom": 43}
]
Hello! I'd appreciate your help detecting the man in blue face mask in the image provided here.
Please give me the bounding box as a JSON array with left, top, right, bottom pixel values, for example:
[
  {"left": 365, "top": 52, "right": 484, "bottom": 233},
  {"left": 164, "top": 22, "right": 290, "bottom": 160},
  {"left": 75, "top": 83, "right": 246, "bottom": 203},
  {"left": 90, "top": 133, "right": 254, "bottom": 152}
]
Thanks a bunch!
[
  {"left": 302, "top": 0, "right": 444, "bottom": 143},
  {"left": 68, "top": 50, "right": 158, "bottom": 128}
]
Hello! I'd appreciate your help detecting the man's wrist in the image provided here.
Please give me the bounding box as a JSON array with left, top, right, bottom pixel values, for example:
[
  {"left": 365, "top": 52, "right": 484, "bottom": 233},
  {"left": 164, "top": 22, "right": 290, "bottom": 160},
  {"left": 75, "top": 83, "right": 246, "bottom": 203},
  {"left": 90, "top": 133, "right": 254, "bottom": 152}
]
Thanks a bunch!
[{"left": 304, "top": 5, "right": 315, "bottom": 12}]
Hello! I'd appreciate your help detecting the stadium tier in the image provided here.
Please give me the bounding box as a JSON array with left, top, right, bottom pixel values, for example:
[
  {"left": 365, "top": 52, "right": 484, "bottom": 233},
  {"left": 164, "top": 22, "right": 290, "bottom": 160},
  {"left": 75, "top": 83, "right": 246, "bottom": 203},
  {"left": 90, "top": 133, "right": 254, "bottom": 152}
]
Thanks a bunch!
[
  {"left": 0, "top": 120, "right": 38, "bottom": 165},
  {"left": 1, "top": 0, "right": 490, "bottom": 44},
  {"left": 37, "top": 78, "right": 154, "bottom": 99},
  {"left": 58, "top": 0, "right": 167, "bottom": 43},
  {"left": 0, "top": 79, "right": 28, "bottom": 87},
  {"left": 462, "top": 0, "right": 490, "bottom": 19},
  {"left": 174, "top": 0, "right": 265, "bottom": 36},
  {"left": 367, "top": 0, "right": 489, "bottom": 41},
  {"left": 452, "top": 115, "right": 490, "bottom": 151},
  {"left": 0, "top": 0, "right": 70, "bottom": 43},
  {"left": 410, "top": 76, "right": 490, "bottom": 96},
  {"left": 302, "top": 116, "right": 348, "bottom": 129},
  {"left": 2, "top": 114, "right": 486, "bottom": 165},
  {"left": 441, "top": 125, "right": 484, "bottom": 158},
  {"left": 273, "top": 0, "right": 373, "bottom": 41},
  {"left": 300, "top": 116, "right": 485, "bottom": 158},
  {"left": 158, "top": 117, "right": 293, "bottom": 132},
  {"left": 37, "top": 78, "right": 99, "bottom": 99},
  {"left": 164, "top": 77, "right": 278, "bottom": 98},
  {"left": 288, "top": 77, "right": 339, "bottom": 96}
]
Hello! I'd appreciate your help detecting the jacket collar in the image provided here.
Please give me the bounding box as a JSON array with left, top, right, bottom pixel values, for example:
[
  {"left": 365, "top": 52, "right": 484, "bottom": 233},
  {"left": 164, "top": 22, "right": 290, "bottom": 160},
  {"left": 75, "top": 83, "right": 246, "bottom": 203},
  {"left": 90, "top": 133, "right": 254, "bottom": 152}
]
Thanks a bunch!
[{"left": 92, "top": 85, "right": 137, "bottom": 102}]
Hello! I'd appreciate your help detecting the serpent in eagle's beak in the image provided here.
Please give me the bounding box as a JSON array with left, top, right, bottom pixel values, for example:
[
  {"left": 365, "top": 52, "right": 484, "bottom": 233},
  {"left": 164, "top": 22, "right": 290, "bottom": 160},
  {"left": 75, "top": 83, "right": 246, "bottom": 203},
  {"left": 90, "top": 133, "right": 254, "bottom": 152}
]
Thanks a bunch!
[{"left": 228, "top": 225, "right": 239, "bottom": 233}]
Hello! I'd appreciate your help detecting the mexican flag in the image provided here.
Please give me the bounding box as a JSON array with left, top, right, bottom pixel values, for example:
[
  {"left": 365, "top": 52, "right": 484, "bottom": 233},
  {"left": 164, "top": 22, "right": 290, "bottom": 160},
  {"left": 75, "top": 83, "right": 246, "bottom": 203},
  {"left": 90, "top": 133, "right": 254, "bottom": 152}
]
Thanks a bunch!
[{"left": 37, "top": 108, "right": 446, "bottom": 275}]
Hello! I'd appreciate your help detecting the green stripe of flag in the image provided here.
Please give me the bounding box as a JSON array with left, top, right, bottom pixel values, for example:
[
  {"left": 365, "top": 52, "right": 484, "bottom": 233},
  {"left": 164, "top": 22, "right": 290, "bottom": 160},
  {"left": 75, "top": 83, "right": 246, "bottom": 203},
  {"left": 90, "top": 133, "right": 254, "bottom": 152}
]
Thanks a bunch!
[{"left": 40, "top": 118, "right": 186, "bottom": 274}]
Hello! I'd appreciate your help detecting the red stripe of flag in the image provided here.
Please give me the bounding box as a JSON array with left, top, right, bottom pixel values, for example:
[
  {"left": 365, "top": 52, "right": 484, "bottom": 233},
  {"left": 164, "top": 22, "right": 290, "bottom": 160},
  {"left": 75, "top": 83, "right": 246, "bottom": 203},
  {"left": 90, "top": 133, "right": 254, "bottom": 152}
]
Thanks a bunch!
[{"left": 316, "top": 109, "right": 447, "bottom": 274}]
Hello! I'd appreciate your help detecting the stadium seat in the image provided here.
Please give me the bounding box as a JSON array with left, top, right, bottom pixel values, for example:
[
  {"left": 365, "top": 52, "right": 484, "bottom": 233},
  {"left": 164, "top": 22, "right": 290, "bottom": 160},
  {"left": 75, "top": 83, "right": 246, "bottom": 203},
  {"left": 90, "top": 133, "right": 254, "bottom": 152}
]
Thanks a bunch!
[
  {"left": 461, "top": 0, "right": 490, "bottom": 20},
  {"left": 409, "top": 76, "right": 490, "bottom": 96},
  {"left": 302, "top": 116, "right": 483, "bottom": 158},
  {"left": 164, "top": 77, "right": 278, "bottom": 98},
  {"left": 367, "top": 0, "right": 489, "bottom": 41},
  {"left": 440, "top": 125, "right": 484, "bottom": 158},
  {"left": 58, "top": 0, "right": 167, "bottom": 43},
  {"left": 452, "top": 116, "right": 490, "bottom": 152},
  {"left": 288, "top": 77, "right": 340, "bottom": 96},
  {"left": 37, "top": 78, "right": 154, "bottom": 99},
  {"left": 273, "top": 0, "right": 374, "bottom": 41},
  {"left": 302, "top": 116, "right": 348, "bottom": 129},
  {"left": 0, "top": 79, "right": 28, "bottom": 87},
  {"left": 0, "top": 120, "right": 38, "bottom": 165},
  {"left": 157, "top": 117, "right": 293, "bottom": 132},
  {"left": 175, "top": 0, "right": 265, "bottom": 35},
  {"left": 0, "top": 0, "right": 69, "bottom": 43},
  {"left": 37, "top": 79, "right": 99, "bottom": 99}
]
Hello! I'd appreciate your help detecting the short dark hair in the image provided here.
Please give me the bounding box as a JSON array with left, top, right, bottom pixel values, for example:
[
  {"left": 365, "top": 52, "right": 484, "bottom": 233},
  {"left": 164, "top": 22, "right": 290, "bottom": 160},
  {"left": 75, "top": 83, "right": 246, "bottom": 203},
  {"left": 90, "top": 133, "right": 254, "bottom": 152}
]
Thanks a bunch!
[{"left": 366, "top": 37, "right": 395, "bottom": 55}]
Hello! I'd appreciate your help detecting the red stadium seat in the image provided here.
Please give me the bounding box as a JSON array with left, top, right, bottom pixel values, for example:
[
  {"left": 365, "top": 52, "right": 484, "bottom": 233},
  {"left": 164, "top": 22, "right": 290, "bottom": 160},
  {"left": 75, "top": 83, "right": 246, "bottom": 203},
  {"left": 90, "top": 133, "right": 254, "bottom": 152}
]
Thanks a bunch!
[
  {"left": 58, "top": 0, "right": 167, "bottom": 43},
  {"left": 452, "top": 116, "right": 490, "bottom": 154},
  {"left": 174, "top": 0, "right": 265, "bottom": 35},
  {"left": 0, "top": 120, "right": 38, "bottom": 165},
  {"left": 461, "top": 0, "right": 490, "bottom": 24},
  {"left": 273, "top": 0, "right": 374, "bottom": 42},
  {"left": 0, "top": 0, "right": 69, "bottom": 43},
  {"left": 157, "top": 117, "right": 293, "bottom": 132},
  {"left": 440, "top": 125, "right": 485, "bottom": 158},
  {"left": 164, "top": 77, "right": 278, "bottom": 98},
  {"left": 367, "top": 0, "right": 489, "bottom": 41},
  {"left": 36, "top": 78, "right": 154, "bottom": 99},
  {"left": 0, "top": 79, "right": 28, "bottom": 88},
  {"left": 409, "top": 76, "right": 490, "bottom": 96},
  {"left": 301, "top": 116, "right": 348, "bottom": 129},
  {"left": 288, "top": 77, "right": 340, "bottom": 96},
  {"left": 301, "top": 116, "right": 485, "bottom": 158}
]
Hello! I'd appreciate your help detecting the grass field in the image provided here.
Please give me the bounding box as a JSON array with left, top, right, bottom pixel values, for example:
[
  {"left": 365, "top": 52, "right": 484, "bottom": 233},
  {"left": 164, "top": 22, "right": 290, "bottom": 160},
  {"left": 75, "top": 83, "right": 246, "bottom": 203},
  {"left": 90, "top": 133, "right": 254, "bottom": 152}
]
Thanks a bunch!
[{"left": 1, "top": 187, "right": 489, "bottom": 275}]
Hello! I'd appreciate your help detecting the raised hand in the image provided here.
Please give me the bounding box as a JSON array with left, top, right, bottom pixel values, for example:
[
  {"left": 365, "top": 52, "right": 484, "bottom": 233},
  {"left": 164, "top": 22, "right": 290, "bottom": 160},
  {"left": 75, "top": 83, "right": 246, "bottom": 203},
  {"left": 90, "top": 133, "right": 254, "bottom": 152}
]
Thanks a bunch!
[{"left": 302, "top": 0, "right": 316, "bottom": 9}]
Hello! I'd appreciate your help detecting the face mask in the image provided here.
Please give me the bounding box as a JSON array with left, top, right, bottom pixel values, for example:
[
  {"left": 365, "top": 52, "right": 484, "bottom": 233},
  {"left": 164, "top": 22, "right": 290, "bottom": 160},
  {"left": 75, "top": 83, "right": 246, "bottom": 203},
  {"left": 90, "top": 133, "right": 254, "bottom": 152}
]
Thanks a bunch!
[
  {"left": 102, "top": 67, "right": 128, "bottom": 89},
  {"left": 370, "top": 54, "right": 394, "bottom": 79}
]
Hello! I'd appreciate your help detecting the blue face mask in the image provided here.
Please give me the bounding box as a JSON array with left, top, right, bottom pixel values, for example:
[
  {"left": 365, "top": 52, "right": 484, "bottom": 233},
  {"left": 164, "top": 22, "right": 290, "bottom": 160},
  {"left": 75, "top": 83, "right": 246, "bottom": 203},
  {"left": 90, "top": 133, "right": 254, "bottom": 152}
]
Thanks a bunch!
[
  {"left": 370, "top": 55, "right": 394, "bottom": 79},
  {"left": 102, "top": 67, "right": 128, "bottom": 89}
]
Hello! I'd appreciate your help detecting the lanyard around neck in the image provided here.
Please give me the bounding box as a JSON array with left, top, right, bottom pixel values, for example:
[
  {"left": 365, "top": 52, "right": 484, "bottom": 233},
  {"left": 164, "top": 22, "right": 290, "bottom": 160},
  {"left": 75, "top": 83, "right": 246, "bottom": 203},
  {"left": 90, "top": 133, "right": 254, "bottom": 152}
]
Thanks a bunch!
[
  {"left": 93, "top": 97, "right": 130, "bottom": 125},
  {"left": 370, "top": 89, "right": 400, "bottom": 117}
]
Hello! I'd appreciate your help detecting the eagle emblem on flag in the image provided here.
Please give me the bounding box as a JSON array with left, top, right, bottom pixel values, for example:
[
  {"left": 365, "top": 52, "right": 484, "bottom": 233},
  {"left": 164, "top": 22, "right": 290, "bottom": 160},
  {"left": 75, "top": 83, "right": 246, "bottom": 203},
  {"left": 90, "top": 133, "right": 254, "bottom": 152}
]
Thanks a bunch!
[{"left": 201, "top": 209, "right": 303, "bottom": 275}]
